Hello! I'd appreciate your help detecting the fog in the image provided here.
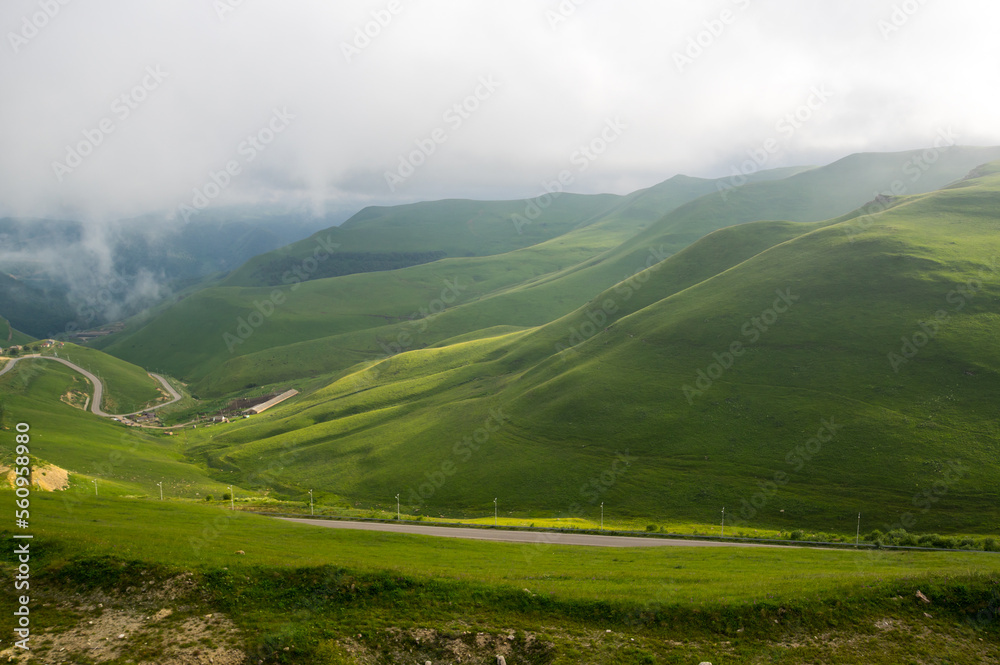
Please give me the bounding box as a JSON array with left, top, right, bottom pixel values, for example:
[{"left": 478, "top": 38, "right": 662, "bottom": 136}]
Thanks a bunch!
[{"left": 1, "top": 0, "right": 997, "bottom": 223}]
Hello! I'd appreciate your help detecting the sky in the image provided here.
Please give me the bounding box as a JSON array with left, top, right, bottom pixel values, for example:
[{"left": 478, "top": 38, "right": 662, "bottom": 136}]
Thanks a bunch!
[{"left": 1, "top": 0, "right": 999, "bottom": 224}]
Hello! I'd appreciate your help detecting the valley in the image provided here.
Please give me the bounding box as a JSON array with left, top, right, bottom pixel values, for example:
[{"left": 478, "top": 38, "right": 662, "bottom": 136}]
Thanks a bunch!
[{"left": 3, "top": 150, "right": 1000, "bottom": 663}]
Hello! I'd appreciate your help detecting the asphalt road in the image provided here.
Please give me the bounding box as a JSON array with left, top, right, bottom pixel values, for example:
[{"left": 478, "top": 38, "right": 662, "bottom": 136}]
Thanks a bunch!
[
  {"left": 277, "top": 517, "right": 787, "bottom": 548},
  {"left": 0, "top": 355, "right": 182, "bottom": 417}
]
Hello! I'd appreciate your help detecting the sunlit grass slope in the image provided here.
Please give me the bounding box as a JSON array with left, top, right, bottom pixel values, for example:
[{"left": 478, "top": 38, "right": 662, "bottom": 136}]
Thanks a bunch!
[
  {"left": 100, "top": 171, "right": 741, "bottom": 391},
  {"left": 103, "top": 149, "right": 998, "bottom": 398},
  {"left": 180, "top": 163, "right": 1000, "bottom": 536},
  {"left": 38, "top": 342, "right": 165, "bottom": 413},
  {"left": 0, "top": 360, "right": 229, "bottom": 498}
]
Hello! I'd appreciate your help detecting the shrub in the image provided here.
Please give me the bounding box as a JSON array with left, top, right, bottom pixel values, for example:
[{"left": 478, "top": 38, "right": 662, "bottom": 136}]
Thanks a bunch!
[
  {"left": 205, "top": 495, "right": 213, "bottom": 502},
  {"left": 918, "top": 533, "right": 939, "bottom": 547},
  {"left": 863, "top": 529, "right": 884, "bottom": 543},
  {"left": 885, "top": 528, "right": 918, "bottom": 546},
  {"left": 222, "top": 493, "right": 231, "bottom": 501},
  {"left": 984, "top": 538, "right": 999, "bottom": 552},
  {"left": 790, "top": 530, "right": 805, "bottom": 541},
  {"left": 646, "top": 524, "right": 658, "bottom": 532}
]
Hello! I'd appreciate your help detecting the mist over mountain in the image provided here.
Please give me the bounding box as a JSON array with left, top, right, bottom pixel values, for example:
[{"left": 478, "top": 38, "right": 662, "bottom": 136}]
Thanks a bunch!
[{"left": 0, "top": 206, "right": 344, "bottom": 337}]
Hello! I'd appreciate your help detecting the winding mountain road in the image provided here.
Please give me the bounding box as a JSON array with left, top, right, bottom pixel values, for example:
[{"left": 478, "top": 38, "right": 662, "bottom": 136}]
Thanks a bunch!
[
  {"left": 0, "top": 354, "right": 182, "bottom": 417},
  {"left": 276, "top": 517, "right": 790, "bottom": 548}
]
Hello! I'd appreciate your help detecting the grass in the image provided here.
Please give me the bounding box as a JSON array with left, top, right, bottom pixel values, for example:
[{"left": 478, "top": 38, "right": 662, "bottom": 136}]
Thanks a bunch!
[
  {"left": 34, "top": 341, "right": 165, "bottom": 414},
  {"left": 0, "top": 360, "right": 237, "bottom": 498},
  {"left": 2, "top": 494, "right": 999, "bottom": 663},
  {"left": 162, "top": 161, "right": 1000, "bottom": 538},
  {"left": 98, "top": 146, "right": 1000, "bottom": 399},
  {"left": 0, "top": 314, "right": 34, "bottom": 346},
  {"left": 9, "top": 494, "right": 1000, "bottom": 605}
]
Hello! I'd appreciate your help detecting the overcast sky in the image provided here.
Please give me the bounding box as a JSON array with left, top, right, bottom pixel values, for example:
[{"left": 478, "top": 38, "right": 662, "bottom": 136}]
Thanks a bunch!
[{"left": 1, "top": 0, "right": 998, "bottom": 223}]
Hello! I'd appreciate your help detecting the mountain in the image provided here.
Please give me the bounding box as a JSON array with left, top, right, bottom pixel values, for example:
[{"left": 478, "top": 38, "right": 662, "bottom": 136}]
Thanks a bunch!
[
  {"left": 0, "top": 208, "right": 335, "bottom": 338},
  {"left": 98, "top": 148, "right": 999, "bottom": 397},
  {"left": 183, "top": 160, "right": 1000, "bottom": 535},
  {"left": 0, "top": 314, "right": 34, "bottom": 347}
]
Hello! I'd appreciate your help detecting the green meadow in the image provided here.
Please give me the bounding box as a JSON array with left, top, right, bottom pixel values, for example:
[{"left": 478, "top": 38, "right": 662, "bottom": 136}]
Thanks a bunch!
[{"left": 1, "top": 495, "right": 998, "bottom": 663}]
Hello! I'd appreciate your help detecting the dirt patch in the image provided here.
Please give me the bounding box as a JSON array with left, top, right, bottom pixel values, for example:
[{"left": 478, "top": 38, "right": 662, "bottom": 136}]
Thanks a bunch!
[
  {"left": 60, "top": 388, "right": 89, "bottom": 410},
  {"left": 32, "top": 463, "right": 70, "bottom": 491},
  {"left": 358, "top": 626, "right": 551, "bottom": 664},
  {"left": 1, "top": 463, "right": 71, "bottom": 491},
  {"left": 0, "top": 573, "right": 244, "bottom": 665}
]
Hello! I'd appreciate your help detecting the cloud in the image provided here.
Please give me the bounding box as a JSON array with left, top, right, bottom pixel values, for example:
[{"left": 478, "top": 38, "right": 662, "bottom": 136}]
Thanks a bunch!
[{"left": 0, "top": 0, "right": 998, "bottom": 221}]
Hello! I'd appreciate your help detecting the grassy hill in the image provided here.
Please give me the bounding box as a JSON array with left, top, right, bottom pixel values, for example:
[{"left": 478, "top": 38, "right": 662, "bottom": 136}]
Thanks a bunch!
[
  {"left": 98, "top": 170, "right": 752, "bottom": 390},
  {"left": 223, "top": 193, "right": 625, "bottom": 287},
  {"left": 40, "top": 343, "right": 169, "bottom": 414},
  {"left": 0, "top": 314, "right": 34, "bottom": 346},
  {"left": 0, "top": 359, "right": 228, "bottom": 497},
  {"left": 100, "top": 148, "right": 1000, "bottom": 398},
  {"left": 175, "top": 161, "right": 1000, "bottom": 538}
]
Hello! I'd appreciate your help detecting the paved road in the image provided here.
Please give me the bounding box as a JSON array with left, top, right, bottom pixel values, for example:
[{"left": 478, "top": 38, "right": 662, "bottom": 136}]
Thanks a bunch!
[
  {"left": 277, "top": 517, "right": 787, "bottom": 548},
  {"left": 0, "top": 355, "right": 182, "bottom": 417}
]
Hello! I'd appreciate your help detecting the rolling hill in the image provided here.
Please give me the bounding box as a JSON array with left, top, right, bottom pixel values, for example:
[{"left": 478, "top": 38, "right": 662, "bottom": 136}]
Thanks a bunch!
[
  {"left": 178, "top": 160, "right": 1000, "bottom": 536},
  {"left": 99, "top": 147, "right": 1000, "bottom": 398},
  {"left": 0, "top": 358, "right": 228, "bottom": 498}
]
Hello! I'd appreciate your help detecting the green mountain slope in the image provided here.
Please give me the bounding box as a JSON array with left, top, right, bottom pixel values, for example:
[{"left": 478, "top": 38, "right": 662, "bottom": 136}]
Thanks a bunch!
[
  {"left": 223, "top": 193, "right": 624, "bottom": 287},
  {"left": 106, "top": 148, "right": 997, "bottom": 397},
  {"left": 101, "top": 169, "right": 764, "bottom": 390},
  {"left": 0, "top": 271, "right": 76, "bottom": 339},
  {"left": 225, "top": 168, "right": 816, "bottom": 289},
  {"left": 0, "top": 209, "right": 333, "bottom": 338},
  {"left": 1, "top": 342, "right": 168, "bottom": 414},
  {"left": 0, "top": 359, "right": 226, "bottom": 497},
  {"left": 182, "top": 162, "right": 1000, "bottom": 535},
  {"left": 0, "top": 314, "right": 35, "bottom": 346}
]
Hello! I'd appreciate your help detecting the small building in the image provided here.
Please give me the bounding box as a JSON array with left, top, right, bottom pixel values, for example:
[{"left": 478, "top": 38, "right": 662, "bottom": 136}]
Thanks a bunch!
[{"left": 244, "top": 389, "right": 300, "bottom": 415}]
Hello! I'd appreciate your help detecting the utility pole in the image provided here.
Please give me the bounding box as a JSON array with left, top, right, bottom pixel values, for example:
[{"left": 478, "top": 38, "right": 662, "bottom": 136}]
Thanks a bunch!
[
  {"left": 93, "top": 479, "right": 98, "bottom": 496},
  {"left": 600, "top": 502, "right": 604, "bottom": 530},
  {"left": 721, "top": 507, "right": 725, "bottom": 538},
  {"left": 395, "top": 494, "right": 400, "bottom": 521},
  {"left": 157, "top": 481, "right": 163, "bottom": 500},
  {"left": 308, "top": 489, "right": 313, "bottom": 516},
  {"left": 856, "top": 512, "right": 861, "bottom": 545},
  {"left": 493, "top": 498, "right": 497, "bottom": 527},
  {"left": 228, "top": 486, "right": 234, "bottom": 511}
]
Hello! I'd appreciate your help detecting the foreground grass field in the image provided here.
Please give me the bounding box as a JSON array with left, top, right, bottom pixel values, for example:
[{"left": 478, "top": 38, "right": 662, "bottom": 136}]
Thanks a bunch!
[{"left": 1, "top": 495, "right": 998, "bottom": 663}]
